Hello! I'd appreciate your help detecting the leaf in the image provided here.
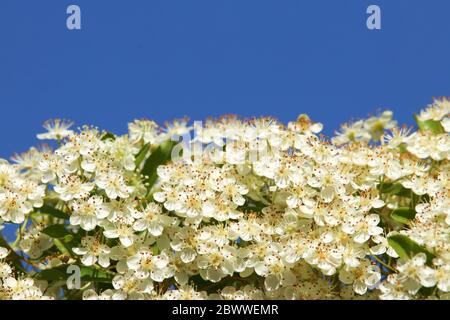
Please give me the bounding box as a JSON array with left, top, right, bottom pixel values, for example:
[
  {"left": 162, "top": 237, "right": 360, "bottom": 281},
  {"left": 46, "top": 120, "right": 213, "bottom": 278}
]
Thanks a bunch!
[
  {"left": 38, "top": 205, "right": 70, "bottom": 220},
  {"left": 101, "top": 132, "right": 116, "bottom": 141},
  {"left": 42, "top": 225, "right": 71, "bottom": 239},
  {"left": 387, "top": 234, "right": 435, "bottom": 264},
  {"left": 38, "top": 267, "right": 68, "bottom": 281},
  {"left": 142, "top": 140, "right": 176, "bottom": 190},
  {"left": 414, "top": 114, "right": 445, "bottom": 134},
  {"left": 391, "top": 207, "right": 416, "bottom": 224},
  {"left": 79, "top": 266, "right": 114, "bottom": 282},
  {"left": 380, "top": 183, "right": 410, "bottom": 197},
  {"left": 135, "top": 143, "right": 151, "bottom": 169},
  {"left": 240, "top": 197, "right": 267, "bottom": 213},
  {"left": 38, "top": 265, "right": 113, "bottom": 283}
]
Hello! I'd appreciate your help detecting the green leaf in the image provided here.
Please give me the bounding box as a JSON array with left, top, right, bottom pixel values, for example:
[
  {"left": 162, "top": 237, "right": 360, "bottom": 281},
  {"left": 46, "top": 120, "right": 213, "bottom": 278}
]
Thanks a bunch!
[
  {"left": 101, "top": 131, "right": 116, "bottom": 141},
  {"left": 42, "top": 225, "right": 71, "bottom": 238},
  {"left": 38, "top": 205, "right": 70, "bottom": 219},
  {"left": 414, "top": 114, "right": 445, "bottom": 134},
  {"left": 391, "top": 207, "right": 416, "bottom": 224},
  {"left": 142, "top": 140, "right": 176, "bottom": 190},
  {"left": 240, "top": 197, "right": 267, "bottom": 213},
  {"left": 38, "top": 265, "right": 113, "bottom": 283},
  {"left": 79, "top": 266, "right": 113, "bottom": 282},
  {"left": 135, "top": 143, "right": 151, "bottom": 169},
  {"left": 387, "top": 234, "right": 435, "bottom": 264},
  {"left": 380, "top": 183, "right": 410, "bottom": 197},
  {"left": 38, "top": 267, "right": 68, "bottom": 281}
]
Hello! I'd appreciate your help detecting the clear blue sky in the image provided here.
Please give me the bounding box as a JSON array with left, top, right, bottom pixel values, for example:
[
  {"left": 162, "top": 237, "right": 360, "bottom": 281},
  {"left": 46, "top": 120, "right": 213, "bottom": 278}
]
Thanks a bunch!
[{"left": 1, "top": 0, "right": 450, "bottom": 160}]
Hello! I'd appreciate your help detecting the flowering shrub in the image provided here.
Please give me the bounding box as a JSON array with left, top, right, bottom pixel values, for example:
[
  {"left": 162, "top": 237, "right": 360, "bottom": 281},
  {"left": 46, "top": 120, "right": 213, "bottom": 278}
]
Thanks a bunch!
[{"left": 0, "top": 99, "right": 449, "bottom": 300}]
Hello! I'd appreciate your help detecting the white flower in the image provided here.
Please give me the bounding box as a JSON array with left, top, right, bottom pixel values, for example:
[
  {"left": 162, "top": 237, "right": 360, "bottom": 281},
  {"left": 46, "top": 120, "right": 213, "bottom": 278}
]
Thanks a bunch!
[
  {"left": 19, "top": 224, "right": 53, "bottom": 259},
  {"left": 95, "top": 171, "right": 133, "bottom": 199},
  {"left": 131, "top": 203, "right": 177, "bottom": 236},
  {"left": 2, "top": 102, "right": 450, "bottom": 300},
  {"left": 37, "top": 119, "right": 74, "bottom": 140},
  {"left": 102, "top": 220, "right": 136, "bottom": 248},
  {"left": 2, "top": 277, "right": 50, "bottom": 300},
  {"left": 370, "top": 235, "right": 399, "bottom": 258},
  {"left": 72, "top": 236, "right": 111, "bottom": 267},
  {"left": 0, "top": 261, "right": 12, "bottom": 278},
  {"left": 83, "top": 289, "right": 114, "bottom": 300},
  {"left": 339, "top": 260, "right": 381, "bottom": 295},
  {"left": 0, "top": 246, "right": 9, "bottom": 259},
  {"left": 0, "top": 190, "right": 32, "bottom": 223},
  {"left": 54, "top": 175, "right": 94, "bottom": 201},
  {"left": 434, "top": 263, "right": 450, "bottom": 292},
  {"left": 70, "top": 196, "right": 110, "bottom": 231},
  {"left": 197, "top": 246, "right": 240, "bottom": 283},
  {"left": 127, "top": 248, "right": 171, "bottom": 282},
  {"left": 162, "top": 285, "right": 207, "bottom": 300},
  {"left": 442, "top": 117, "right": 450, "bottom": 133},
  {"left": 342, "top": 214, "right": 383, "bottom": 244},
  {"left": 396, "top": 253, "right": 437, "bottom": 293},
  {"left": 215, "top": 180, "right": 249, "bottom": 207},
  {"left": 418, "top": 98, "right": 450, "bottom": 122},
  {"left": 128, "top": 119, "right": 159, "bottom": 144},
  {"left": 111, "top": 270, "right": 154, "bottom": 299},
  {"left": 308, "top": 167, "right": 346, "bottom": 203}
]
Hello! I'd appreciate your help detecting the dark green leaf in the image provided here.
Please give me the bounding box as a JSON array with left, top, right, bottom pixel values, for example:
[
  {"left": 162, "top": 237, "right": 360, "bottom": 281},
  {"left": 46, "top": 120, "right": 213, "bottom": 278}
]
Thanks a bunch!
[
  {"left": 79, "top": 266, "right": 113, "bottom": 282},
  {"left": 38, "top": 205, "right": 70, "bottom": 219},
  {"left": 391, "top": 207, "right": 416, "bottom": 224},
  {"left": 240, "top": 197, "right": 267, "bottom": 213},
  {"left": 101, "top": 132, "right": 116, "bottom": 141},
  {"left": 380, "top": 183, "right": 410, "bottom": 197},
  {"left": 38, "top": 267, "right": 68, "bottom": 281},
  {"left": 42, "top": 225, "right": 71, "bottom": 238},
  {"left": 387, "top": 234, "right": 435, "bottom": 264}
]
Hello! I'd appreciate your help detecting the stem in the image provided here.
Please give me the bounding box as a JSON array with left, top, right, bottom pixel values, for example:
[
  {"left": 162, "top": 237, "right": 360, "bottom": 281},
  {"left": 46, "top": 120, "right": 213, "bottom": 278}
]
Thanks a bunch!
[
  {"left": 373, "top": 255, "right": 396, "bottom": 273},
  {"left": 0, "top": 235, "right": 29, "bottom": 273},
  {"left": 12, "top": 215, "right": 29, "bottom": 248}
]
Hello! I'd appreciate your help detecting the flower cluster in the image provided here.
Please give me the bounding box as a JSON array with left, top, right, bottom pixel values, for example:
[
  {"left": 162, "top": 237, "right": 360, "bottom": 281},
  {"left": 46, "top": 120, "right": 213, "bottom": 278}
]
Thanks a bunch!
[{"left": 0, "top": 98, "right": 449, "bottom": 300}]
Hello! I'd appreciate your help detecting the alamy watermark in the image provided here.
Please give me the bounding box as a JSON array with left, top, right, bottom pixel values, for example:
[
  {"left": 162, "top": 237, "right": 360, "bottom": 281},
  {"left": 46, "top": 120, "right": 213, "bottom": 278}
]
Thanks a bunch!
[
  {"left": 66, "top": 5, "right": 81, "bottom": 30},
  {"left": 66, "top": 265, "right": 81, "bottom": 289},
  {"left": 367, "top": 5, "right": 381, "bottom": 30},
  {"left": 66, "top": 4, "right": 382, "bottom": 31}
]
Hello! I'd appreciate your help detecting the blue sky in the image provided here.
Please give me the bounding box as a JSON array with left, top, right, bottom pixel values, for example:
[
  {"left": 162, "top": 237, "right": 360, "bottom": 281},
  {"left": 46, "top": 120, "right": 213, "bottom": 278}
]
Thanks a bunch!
[{"left": 1, "top": 0, "right": 450, "bottom": 160}]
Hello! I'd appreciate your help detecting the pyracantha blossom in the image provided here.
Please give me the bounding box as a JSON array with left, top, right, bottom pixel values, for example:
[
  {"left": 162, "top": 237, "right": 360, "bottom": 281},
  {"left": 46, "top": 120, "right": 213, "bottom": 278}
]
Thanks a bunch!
[{"left": 0, "top": 99, "right": 449, "bottom": 300}]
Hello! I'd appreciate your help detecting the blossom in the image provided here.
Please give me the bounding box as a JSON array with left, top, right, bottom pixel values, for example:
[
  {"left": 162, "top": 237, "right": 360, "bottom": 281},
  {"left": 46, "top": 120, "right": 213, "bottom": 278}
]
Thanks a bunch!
[
  {"left": 70, "top": 196, "right": 110, "bottom": 231},
  {"left": 19, "top": 224, "right": 53, "bottom": 259},
  {"left": 95, "top": 171, "right": 133, "bottom": 199},
  {"left": 37, "top": 119, "right": 74, "bottom": 140},
  {"left": 111, "top": 270, "right": 154, "bottom": 300},
  {"left": 131, "top": 203, "right": 177, "bottom": 236},
  {"left": 54, "top": 175, "right": 94, "bottom": 201},
  {"left": 342, "top": 214, "right": 383, "bottom": 244},
  {"left": 0, "top": 247, "right": 8, "bottom": 259},
  {"left": 0, "top": 99, "right": 449, "bottom": 300},
  {"left": 127, "top": 248, "right": 171, "bottom": 281},
  {"left": 72, "top": 236, "right": 111, "bottom": 267},
  {"left": 396, "top": 253, "right": 437, "bottom": 293},
  {"left": 128, "top": 119, "right": 160, "bottom": 144},
  {"left": 339, "top": 260, "right": 381, "bottom": 295}
]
